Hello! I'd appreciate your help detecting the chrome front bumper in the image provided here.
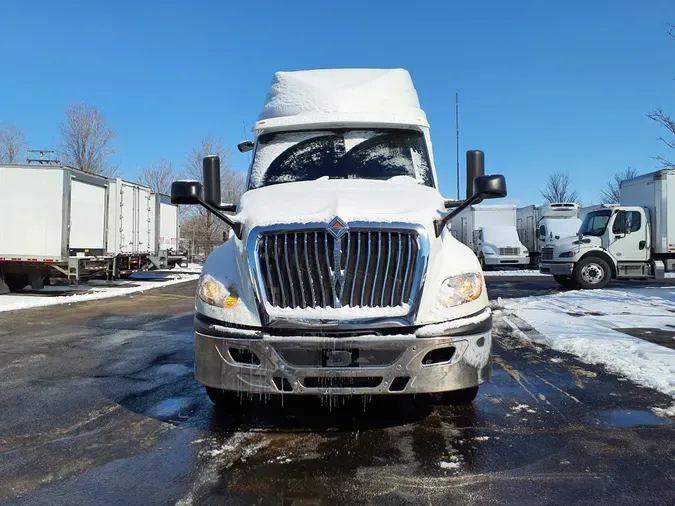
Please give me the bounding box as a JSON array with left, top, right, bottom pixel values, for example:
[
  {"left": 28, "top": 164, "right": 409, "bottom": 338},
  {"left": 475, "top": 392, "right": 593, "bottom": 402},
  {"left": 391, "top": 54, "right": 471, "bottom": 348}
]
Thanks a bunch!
[
  {"left": 540, "top": 262, "right": 574, "bottom": 275},
  {"left": 194, "top": 310, "right": 492, "bottom": 395},
  {"left": 484, "top": 256, "right": 529, "bottom": 266}
]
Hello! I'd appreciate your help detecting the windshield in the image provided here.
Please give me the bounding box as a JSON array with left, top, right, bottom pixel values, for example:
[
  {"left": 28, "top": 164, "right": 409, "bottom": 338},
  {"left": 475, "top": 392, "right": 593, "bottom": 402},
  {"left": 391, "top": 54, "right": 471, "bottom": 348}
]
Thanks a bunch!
[
  {"left": 481, "top": 226, "right": 521, "bottom": 245},
  {"left": 249, "top": 129, "right": 434, "bottom": 189},
  {"left": 579, "top": 210, "right": 612, "bottom": 236}
]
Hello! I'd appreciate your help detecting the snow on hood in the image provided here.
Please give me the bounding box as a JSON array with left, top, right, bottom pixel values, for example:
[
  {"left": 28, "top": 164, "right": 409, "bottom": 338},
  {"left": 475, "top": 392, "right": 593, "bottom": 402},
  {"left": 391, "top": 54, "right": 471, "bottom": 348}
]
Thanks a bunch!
[
  {"left": 548, "top": 234, "right": 602, "bottom": 253},
  {"left": 481, "top": 226, "right": 521, "bottom": 246},
  {"left": 236, "top": 179, "right": 444, "bottom": 228}
]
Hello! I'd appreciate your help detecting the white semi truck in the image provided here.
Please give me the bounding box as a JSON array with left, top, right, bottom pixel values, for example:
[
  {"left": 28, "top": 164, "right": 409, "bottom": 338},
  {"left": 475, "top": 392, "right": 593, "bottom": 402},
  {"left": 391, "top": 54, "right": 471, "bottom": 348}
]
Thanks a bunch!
[
  {"left": 516, "top": 203, "right": 582, "bottom": 266},
  {"left": 171, "top": 68, "right": 507, "bottom": 406},
  {"left": 450, "top": 204, "right": 529, "bottom": 269},
  {"left": 540, "top": 169, "right": 675, "bottom": 288},
  {"left": 0, "top": 164, "right": 180, "bottom": 292}
]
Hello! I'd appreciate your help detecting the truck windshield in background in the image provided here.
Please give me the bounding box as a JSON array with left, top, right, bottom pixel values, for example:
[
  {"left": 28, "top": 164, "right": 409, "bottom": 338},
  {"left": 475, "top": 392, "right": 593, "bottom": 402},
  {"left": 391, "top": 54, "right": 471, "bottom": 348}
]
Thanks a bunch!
[
  {"left": 579, "top": 210, "right": 612, "bottom": 236},
  {"left": 249, "top": 129, "right": 434, "bottom": 189}
]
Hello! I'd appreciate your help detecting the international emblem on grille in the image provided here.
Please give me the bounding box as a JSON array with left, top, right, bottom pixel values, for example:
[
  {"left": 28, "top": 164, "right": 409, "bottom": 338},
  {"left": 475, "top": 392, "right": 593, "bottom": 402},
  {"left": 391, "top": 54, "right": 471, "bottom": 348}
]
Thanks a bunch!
[{"left": 327, "top": 218, "right": 348, "bottom": 302}]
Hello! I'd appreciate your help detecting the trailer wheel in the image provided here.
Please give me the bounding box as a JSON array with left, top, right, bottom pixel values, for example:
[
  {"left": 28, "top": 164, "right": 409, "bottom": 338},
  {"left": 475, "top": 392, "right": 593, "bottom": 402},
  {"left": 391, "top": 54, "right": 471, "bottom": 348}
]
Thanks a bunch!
[
  {"left": 5, "top": 274, "right": 29, "bottom": 292},
  {"left": 553, "top": 275, "right": 578, "bottom": 289},
  {"left": 205, "top": 387, "right": 243, "bottom": 408},
  {"left": 574, "top": 257, "right": 611, "bottom": 289},
  {"left": 441, "top": 386, "right": 479, "bottom": 405}
]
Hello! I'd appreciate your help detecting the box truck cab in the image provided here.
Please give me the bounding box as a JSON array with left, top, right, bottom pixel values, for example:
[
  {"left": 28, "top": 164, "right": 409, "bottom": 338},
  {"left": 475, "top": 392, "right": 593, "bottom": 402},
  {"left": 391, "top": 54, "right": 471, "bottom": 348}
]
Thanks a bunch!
[
  {"left": 451, "top": 205, "right": 529, "bottom": 269},
  {"left": 171, "top": 69, "right": 508, "bottom": 407},
  {"left": 516, "top": 203, "right": 582, "bottom": 266},
  {"left": 541, "top": 170, "right": 675, "bottom": 288}
]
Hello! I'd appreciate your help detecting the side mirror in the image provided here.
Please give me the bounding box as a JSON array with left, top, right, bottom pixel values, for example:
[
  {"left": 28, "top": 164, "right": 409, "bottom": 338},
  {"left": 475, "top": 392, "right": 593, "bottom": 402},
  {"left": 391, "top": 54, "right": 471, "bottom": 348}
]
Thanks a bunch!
[
  {"left": 474, "top": 175, "right": 507, "bottom": 199},
  {"left": 237, "top": 140, "right": 254, "bottom": 153},
  {"left": 171, "top": 180, "right": 202, "bottom": 205}
]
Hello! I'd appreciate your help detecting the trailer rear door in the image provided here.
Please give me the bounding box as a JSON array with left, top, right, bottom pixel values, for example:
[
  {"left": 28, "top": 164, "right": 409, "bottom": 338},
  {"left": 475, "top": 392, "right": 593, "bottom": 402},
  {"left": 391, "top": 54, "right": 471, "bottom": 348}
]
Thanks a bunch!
[
  {"left": 119, "top": 182, "right": 137, "bottom": 253},
  {"left": 159, "top": 202, "right": 179, "bottom": 250},
  {"left": 69, "top": 179, "right": 107, "bottom": 252}
]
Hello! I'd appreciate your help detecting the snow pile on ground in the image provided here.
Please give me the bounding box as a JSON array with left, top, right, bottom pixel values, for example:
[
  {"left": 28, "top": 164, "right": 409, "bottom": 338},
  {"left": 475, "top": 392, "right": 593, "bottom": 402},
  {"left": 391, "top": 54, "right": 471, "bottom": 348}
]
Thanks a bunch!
[
  {"left": 0, "top": 273, "right": 198, "bottom": 313},
  {"left": 172, "top": 262, "right": 203, "bottom": 273},
  {"left": 501, "top": 286, "right": 675, "bottom": 399},
  {"left": 484, "top": 269, "right": 548, "bottom": 277}
]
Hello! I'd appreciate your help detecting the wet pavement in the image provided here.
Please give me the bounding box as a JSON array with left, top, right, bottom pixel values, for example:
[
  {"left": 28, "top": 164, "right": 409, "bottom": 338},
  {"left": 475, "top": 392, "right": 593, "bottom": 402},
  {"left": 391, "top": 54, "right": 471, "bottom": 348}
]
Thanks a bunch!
[{"left": 0, "top": 278, "right": 674, "bottom": 505}]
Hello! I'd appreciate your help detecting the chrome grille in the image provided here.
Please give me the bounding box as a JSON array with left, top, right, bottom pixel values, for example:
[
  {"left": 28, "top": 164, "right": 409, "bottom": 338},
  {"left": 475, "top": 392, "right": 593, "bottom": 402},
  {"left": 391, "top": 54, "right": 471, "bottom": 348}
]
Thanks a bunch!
[
  {"left": 499, "top": 247, "right": 520, "bottom": 256},
  {"left": 542, "top": 247, "right": 554, "bottom": 261},
  {"left": 257, "top": 229, "right": 420, "bottom": 309}
]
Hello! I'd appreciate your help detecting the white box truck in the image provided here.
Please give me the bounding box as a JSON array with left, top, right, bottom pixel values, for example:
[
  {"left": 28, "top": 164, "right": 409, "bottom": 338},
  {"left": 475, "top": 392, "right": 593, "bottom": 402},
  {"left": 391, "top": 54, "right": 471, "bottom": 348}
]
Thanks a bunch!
[
  {"left": 541, "top": 169, "right": 675, "bottom": 288},
  {"left": 450, "top": 204, "right": 529, "bottom": 269},
  {"left": 0, "top": 164, "right": 112, "bottom": 291},
  {"left": 170, "top": 68, "right": 510, "bottom": 407},
  {"left": 516, "top": 203, "right": 582, "bottom": 265},
  {"left": 0, "top": 164, "right": 181, "bottom": 292}
]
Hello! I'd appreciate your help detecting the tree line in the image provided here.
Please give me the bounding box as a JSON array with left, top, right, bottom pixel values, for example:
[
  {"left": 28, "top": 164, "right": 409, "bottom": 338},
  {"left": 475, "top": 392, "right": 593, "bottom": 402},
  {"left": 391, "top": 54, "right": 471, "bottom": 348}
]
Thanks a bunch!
[{"left": 0, "top": 103, "right": 245, "bottom": 257}]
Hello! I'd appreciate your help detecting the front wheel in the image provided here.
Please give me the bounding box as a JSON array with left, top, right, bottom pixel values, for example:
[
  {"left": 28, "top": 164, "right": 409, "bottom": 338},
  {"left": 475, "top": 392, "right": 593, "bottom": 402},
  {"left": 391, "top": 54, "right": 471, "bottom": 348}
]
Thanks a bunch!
[
  {"left": 573, "top": 257, "right": 611, "bottom": 289},
  {"left": 440, "top": 386, "right": 479, "bottom": 405},
  {"left": 479, "top": 254, "right": 491, "bottom": 272},
  {"left": 205, "top": 386, "right": 242, "bottom": 408}
]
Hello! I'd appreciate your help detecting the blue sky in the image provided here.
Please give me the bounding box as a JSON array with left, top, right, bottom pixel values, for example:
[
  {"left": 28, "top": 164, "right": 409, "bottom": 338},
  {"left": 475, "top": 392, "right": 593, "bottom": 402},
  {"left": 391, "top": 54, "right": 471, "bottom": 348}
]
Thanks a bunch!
[{"left": 1, "top": 0, "right": 674, "bottom": 205}]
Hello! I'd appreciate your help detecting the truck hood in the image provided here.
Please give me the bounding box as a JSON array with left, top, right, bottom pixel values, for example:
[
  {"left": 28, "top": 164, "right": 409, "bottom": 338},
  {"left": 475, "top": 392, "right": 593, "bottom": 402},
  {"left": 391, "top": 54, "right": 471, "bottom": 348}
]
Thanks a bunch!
[
  {"left": 549, "top": 235, "right": 602, "bottom": 255},
  {"left": 237, "top": 178, "right": 445, "bottom": 228}
]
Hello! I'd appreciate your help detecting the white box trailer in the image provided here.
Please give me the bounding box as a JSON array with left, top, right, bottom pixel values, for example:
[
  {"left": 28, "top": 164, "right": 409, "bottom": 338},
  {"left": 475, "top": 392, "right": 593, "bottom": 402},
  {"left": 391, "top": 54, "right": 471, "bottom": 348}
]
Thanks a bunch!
[
  {"left": 620, "top": 169, "right": 675, "bottom": 255},
  {"left": 150, "top": 193, "right": 181, "bottom": 265},
  {"left": 450, "top": 204, "right": 529, "bottom": 268},
  {"left": 0, "top": 164, "right": 112, "bottom": 291},
  {"left": 516, "top": 203, "right": 581, "bottom": 264},
  {"left": 106, "top": 178, "right": 154, "bottom": 255}
]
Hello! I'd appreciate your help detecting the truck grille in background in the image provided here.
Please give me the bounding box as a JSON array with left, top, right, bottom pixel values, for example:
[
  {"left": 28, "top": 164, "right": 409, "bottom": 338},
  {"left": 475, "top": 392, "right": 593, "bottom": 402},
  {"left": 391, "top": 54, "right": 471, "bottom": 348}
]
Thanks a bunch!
[
  {"left": 541, "top": 247, "right": 554, "bottom": 261},
  {"left": 257, "top": 230, "right": 420, "bottom": 309},
  {"left": 499, "top": 247, "right": 520, "bottom": 256}
]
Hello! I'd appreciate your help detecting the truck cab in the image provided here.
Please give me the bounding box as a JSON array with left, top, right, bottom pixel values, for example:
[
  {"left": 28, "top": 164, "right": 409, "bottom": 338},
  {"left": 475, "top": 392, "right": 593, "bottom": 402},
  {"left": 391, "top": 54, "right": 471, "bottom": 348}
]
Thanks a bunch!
[
  {"left": 170, "top": 68, "right": 507, "bottom": 406},
  {"left": 541, "top": 206, "right": 651, "bottom": 288}
]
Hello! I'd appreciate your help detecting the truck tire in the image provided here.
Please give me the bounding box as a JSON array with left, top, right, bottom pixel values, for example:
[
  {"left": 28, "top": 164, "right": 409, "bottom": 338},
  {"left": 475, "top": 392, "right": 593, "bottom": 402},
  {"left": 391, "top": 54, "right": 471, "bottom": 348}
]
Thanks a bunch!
[
  {"left": 5, "top": 274, "right": 29, "bottom": 292},
  {"left": 573, "top": 257, "right": 611, "bottom": 289},
  {"left": 553, "top": 275, "right": 578, "bottom": 289},
  {"left": 205, "top": 386, "right": 241, "bottom": 408},
  {"left": 479, "top": 254, "right": 491, "bottom": 272},
  {"left": 441, "top": 386, "right": 479, "bottom": 405}
]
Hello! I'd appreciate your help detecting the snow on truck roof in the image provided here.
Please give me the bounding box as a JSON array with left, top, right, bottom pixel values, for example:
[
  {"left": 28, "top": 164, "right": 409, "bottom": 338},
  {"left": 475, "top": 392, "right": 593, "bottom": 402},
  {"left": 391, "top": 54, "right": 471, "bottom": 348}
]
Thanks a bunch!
[
  {"left": 470, "top": 204, "right": 516, "bottom": 211},
  {"left": 255, "top": 68, "right": 428, "bottom": 131}
]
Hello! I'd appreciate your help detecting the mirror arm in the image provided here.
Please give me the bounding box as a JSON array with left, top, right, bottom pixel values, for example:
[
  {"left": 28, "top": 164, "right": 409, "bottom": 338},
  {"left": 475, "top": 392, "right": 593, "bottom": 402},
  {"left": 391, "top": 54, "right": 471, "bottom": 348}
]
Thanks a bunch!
[
  {"left": 434, "top": 194, "right": 481, "bottom": 237},
  {"left": 199, "top": 199, "right": 243, "bottom": 239},
  {"left": 444, "top": 199, "right": 464, "bottom": 209}
]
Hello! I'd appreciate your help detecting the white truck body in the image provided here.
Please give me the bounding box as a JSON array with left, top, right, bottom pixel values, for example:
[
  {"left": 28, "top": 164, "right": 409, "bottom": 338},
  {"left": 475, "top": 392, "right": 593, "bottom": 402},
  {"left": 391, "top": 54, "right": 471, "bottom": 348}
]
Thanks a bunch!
[
  {"left": 0, "top": 164, "right": 109, "bottom": 260},
  {"left": 450, "top": 204, "right": 529, "bottom": 267},
  {"left": 106, "top": 178, "right": 154, "bottom": 255},
  {"left": 516, "top": 203, "right": 581, "bottom": 263},
  {"left": 182, "top": 68, "right": 502, "bottom": 402},
  {"left": 153, "top": 194, "right": 180, "bottom": 253},
  {"left": 540, "top": 169, "right": 675, "bottom": 288},
  {"left": 620, "top": 170, "right": 675, "bottom": 255}
]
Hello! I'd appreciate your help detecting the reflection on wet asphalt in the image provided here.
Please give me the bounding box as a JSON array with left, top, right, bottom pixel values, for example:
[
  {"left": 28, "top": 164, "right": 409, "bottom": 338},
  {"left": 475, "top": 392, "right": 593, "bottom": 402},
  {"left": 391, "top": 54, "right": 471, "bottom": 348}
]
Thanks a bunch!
[{"left": 0, "top": 279, "right": 673, "bottom": 505}]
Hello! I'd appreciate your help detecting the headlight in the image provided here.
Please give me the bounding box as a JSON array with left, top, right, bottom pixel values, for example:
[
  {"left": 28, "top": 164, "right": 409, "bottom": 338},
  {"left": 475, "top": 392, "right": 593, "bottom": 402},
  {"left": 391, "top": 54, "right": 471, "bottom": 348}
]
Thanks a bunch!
[
  {"left": 198, "top": 274, "right": 239, "bottom": 308},
  {"left": 558, "top": 251, "right": 577, "bottom": 258},
  {"left": 439, "top": 273, "right": 483, "bottom": 308}
]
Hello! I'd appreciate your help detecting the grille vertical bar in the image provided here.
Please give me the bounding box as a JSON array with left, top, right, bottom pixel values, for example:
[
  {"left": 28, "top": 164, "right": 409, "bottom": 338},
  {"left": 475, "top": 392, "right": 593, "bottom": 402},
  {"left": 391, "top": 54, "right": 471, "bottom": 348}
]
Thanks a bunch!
[{"left": 259, "top": 228, "right": 419, "bottom": 310}]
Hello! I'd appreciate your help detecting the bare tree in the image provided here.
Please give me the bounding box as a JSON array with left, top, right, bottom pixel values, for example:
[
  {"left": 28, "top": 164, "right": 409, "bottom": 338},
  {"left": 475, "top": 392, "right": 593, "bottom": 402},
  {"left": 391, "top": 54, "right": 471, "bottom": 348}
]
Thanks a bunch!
[
  {"left": 600, "top": 167, "right": 639, "bottom": 204},
  {"left": 0, "top": 122, "right": 27, "bottom": 163},
  {"left": 58, "top": 103, "right": 118, "bottom": 176},
  {"left": 138, "top": 158, "right": 177, "bottom": 194},
  {"left": 647, "top": 24, "right": 675, "bottom": 168},
  {"left": 181, "top": 136, "right": 245, "bottom": 256},
  {"left": 540, "top": 172, "right": 581, "bottom": 204}
]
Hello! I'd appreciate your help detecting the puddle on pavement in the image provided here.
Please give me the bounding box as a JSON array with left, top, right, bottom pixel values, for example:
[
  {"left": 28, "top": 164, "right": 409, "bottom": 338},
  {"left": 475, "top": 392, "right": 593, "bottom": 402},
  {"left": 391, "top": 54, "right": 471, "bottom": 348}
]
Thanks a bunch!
[
  {"left": 596, "top": 409, "right": 670, "bottom": 427},
  {"left": 150, "top": 397, "right": 195, "bottom": 419}
]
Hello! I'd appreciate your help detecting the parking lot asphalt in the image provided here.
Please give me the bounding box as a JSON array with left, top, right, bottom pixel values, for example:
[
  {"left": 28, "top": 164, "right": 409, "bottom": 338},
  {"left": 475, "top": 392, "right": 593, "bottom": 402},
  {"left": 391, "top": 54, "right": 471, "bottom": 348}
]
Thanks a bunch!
[{"left": 0, "top": 278, "right": 673, "bottom": 505}]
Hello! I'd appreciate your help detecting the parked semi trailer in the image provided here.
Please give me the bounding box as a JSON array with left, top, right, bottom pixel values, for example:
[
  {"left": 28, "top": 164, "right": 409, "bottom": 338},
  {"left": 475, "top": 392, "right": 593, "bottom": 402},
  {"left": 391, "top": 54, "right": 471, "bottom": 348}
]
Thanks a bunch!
[
  {"left": 171, "top": 68, "right": 508, "bottom": 407},
  {"left": 540, "top": 169, "right": 675, "bottom": 288},
  {"left": 516, "top": 203, "right": 582, "bottom": 266},
  {"left": 0, "top": 164, "right": 180, "bottom": 292},
  {"left": 450, "top": 204, "right": 529, "bottom": 269}
]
